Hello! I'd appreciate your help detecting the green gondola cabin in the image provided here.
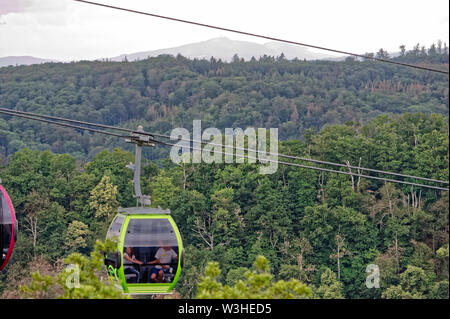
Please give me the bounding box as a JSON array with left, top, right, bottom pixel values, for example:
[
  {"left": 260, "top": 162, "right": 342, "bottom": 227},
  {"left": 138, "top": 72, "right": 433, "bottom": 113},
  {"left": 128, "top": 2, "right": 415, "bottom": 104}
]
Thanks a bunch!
[{"left": 105, "top": 207, "right": 184, "bottom": 294}]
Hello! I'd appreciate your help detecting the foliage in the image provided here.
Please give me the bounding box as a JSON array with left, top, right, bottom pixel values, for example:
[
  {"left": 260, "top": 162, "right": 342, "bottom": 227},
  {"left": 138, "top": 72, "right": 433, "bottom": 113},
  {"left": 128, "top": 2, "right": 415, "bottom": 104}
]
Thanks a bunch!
[
  {"left": 196, "top": 255, "right": 311, "bottom": 299},
  {"left": 89, "top": 175, "right": 119, "bottom": 221},
  {"left": 0, "top": 80, "right": 449, "bottom": 298},
  {"left": 313, "top": 268, "right": 344, "bottom": 299},
  {"left": 19, "top": 239, "right": 129, "bottom": 299},
  {"left": 0, "top": 44, "right": 447, "bottom": 161},
  {"left": 64, "top": 220, "right": 91, "bottom": 252},
  {"left": 382, "top": 265, "right": 435, "bottom": 299}
]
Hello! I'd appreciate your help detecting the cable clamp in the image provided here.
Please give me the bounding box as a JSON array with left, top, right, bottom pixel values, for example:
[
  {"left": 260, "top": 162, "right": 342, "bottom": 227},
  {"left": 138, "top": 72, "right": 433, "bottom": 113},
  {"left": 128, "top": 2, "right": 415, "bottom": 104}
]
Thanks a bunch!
[{"left": 126, "top": 133, "right": 155, "bottom": 147}]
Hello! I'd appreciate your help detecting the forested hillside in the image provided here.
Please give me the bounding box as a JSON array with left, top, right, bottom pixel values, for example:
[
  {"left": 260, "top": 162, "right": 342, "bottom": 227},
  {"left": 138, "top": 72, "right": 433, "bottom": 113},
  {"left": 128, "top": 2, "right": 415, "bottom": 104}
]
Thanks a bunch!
[
  {"left": 0, "top": 43, "right": 448, "bottom": 161},
  {"left": 0, "top": 43, "right": 448, "bottom": 299},
  {"left": 0, "top": 112, "right": 448, "bottom": 299}
]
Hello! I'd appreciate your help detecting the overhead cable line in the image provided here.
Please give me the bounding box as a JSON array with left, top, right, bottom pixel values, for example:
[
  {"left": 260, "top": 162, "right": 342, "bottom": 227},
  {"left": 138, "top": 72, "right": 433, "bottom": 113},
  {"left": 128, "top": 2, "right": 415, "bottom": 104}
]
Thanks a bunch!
[
  {"left": 73, "top": 0, "right": 449, "bottom": 75},
  {"left": 145, "top": 129, "right": 450, "bottom": 186},
  {"left": 0, "top": 108, "right": 143, "bottom": 136},
  {"left": 0, "top": 109, "right": 448, "bottom": 191},
  {"left": 0, "top": 109, "right": 125, "bottom": 138},
  {"left": 152, "top": 138, "right": 449, "bottom": 191},
  {"left": 1, "top": 108, "right": 447, "bottom": 186}
]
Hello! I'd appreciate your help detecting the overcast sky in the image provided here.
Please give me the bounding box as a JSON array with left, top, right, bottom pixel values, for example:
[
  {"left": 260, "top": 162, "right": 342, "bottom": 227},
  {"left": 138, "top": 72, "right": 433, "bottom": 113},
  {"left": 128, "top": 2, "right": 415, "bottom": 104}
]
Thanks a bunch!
[{"left": 0, "top": 0, "right": 449, "bottom": 61}]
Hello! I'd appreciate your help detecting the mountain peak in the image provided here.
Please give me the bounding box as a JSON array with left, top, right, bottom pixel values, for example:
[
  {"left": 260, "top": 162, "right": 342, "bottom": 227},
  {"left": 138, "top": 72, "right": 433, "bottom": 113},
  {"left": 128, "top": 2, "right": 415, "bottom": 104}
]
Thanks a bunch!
[
  {"left": 0, "top": 37, "right": 339, "bottom": 67},
  {"left": 106, "top": 37, "right": 336, "bottom": 62}
]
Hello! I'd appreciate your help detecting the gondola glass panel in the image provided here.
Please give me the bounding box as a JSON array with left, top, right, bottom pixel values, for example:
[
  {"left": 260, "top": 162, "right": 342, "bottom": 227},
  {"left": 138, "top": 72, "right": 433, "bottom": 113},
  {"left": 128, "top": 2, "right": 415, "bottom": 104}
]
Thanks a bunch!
[
  {"left": 123, "top": 219, "right": 179, "bottom": 284},
  {"left": 0, "top": 185, "right": 16, "bottom": 271}
]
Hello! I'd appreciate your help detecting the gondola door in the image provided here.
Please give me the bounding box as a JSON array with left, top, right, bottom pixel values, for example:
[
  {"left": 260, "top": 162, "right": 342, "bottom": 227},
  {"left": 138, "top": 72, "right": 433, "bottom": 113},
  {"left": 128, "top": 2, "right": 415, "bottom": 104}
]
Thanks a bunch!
[{"left": 120, "top": 215, "right": 183, "bottom": 294}]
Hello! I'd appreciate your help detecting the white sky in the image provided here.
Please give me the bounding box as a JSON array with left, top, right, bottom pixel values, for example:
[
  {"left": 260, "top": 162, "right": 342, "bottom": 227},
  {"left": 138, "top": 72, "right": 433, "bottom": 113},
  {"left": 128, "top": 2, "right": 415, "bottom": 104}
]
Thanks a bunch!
[{"left": 0, "top": 0, "right": 449, "bottom": 61}]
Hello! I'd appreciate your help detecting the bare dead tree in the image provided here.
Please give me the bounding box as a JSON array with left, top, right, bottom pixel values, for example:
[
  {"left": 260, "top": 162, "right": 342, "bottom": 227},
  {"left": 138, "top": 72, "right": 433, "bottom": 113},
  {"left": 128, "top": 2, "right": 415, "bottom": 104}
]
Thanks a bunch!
[
  {"left": 356, "top": 157, "right": 362, "bottom": 192},
  {"left": 191, "top": 214, "right": 231, "bottom": 250},
  {"left": 409, "top": 186, "right": 422, "bottom": 211},
  {"left": 317, "top": 171, "right": 326, "bottom": 202},
  {"left": 23, "top": 213, "right": 43, "bottom": 255},
  {"left": 192, "top": 217, "right": 214, "bottom": 250},
  {"left": 280, "top": 237, "right": 315, "bottom": 274},
  {"left": 345, "top": 158, "right": 362, "bottom": 192},
  {"left": 296, "top": 237, "right": 313, "bottom": 271},
  {"left": 175, "top": 161, "right": 195, "bottom": 190},
  {"left": 330, "top": 234, "right": 350, "bottom": 280},
  {"left": 387, "top": 235, "right": 405, "bottom": 274},
  {"left": 346, "top": 160, "right": 355, "bottom": 192}
]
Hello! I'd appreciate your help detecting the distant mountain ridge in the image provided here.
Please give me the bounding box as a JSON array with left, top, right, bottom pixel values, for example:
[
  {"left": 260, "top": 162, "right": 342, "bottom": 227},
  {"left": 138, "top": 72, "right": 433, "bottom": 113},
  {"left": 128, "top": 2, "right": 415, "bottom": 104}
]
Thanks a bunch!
[
  {"left": 0, "top": 56, "right": 60, "bottom": 68},
  {"left": 0, "top": 37, "right": 341, "bottom": 68},
  {"left": 106, "top": 37, "right": 338, "bottom": 62}
]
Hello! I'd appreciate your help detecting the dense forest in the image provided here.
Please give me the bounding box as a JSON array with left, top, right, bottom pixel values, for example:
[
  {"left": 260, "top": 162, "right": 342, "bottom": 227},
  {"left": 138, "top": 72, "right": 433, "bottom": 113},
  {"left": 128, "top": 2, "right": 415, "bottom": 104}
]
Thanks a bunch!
[
  {"left": 0, "top": 42, "right": 448, "bottom": 299},
  {"left": 0, "top": 42, "right": 448, "bottom": 162},
  {"left": 0, "top": 112, "right": 448, "bottom": 298}
]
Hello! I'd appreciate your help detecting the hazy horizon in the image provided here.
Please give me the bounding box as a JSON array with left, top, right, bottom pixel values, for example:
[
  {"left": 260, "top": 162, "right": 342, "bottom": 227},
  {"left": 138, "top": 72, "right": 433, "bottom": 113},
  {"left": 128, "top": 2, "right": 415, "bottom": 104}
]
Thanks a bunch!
[{"left": 0, "top": 0, "right": 448, "bottom": 62}]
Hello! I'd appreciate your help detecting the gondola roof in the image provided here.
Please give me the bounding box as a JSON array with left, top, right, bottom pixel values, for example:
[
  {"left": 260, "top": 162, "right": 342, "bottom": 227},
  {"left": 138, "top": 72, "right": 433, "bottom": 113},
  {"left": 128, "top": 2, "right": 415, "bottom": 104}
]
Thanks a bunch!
[{"left": 118, "top": 207, "right": 171, "bottom": 215}]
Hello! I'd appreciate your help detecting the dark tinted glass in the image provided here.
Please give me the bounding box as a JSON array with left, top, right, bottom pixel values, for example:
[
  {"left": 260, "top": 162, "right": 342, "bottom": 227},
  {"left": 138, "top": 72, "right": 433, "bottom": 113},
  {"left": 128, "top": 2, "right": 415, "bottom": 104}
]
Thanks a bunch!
[
  {"left": 1, "top": 224, "right": 12, "bottom": 263},
  {"left": 124, "top": 219, "right": 178, "bottom": 247},
  {"left": 1, "top": 191, "right": 12, "bottom": 224},
  {"left": 0, "top": 191, "right": 2, "bottom": 224},
  {"left": 107, "top": 215, "right": 125, "bottom": 241},
  {"left": 0, "top": 189, "right": 13, "bottom": 267},
  {"left": 123, "top": 219, "right": 179, "bottom": 284}
]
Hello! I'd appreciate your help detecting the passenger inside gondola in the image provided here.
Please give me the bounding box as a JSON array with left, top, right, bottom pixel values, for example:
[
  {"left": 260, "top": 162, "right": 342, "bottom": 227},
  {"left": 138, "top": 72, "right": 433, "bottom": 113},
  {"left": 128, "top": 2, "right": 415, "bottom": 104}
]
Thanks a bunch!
[
  {"left": 148, "top": 244, "right": 178, "bottom": 283},
  {"left": 123, "top": 247, "right": 143, "bottom": 283}
]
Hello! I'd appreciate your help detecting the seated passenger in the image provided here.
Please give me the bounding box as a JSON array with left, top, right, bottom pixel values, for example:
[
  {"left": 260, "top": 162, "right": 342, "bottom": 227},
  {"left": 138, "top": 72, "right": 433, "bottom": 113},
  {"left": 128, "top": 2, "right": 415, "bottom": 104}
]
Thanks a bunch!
[
  {"left": 123, "top": 247, "right": 143, "bottom": 283},
  {"left": 148, "top": 245, "right": 178, "bottom": 283}
]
